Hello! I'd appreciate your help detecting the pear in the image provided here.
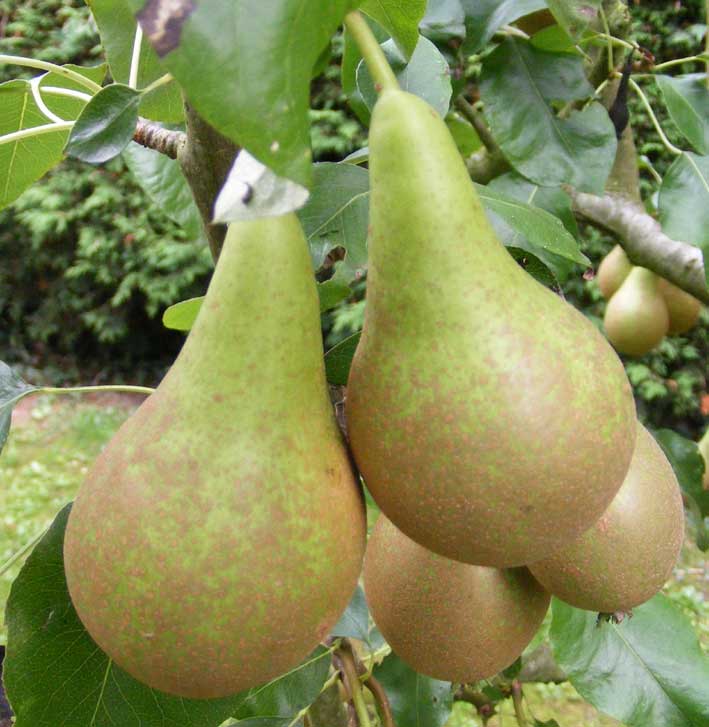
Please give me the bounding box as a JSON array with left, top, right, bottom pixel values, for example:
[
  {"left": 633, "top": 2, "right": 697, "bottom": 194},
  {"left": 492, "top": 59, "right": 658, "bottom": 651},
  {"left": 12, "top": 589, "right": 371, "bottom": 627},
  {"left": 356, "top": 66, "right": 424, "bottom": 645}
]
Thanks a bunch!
[
  {"left": 597, "top": 245, "right": 631, "bottom": 300},
  {"left": 346, "top": 89, "right": 636, "bottom": 567},
  {"left": 363, "top": 515, "right": 550, "bottom": 683},
  {"left": 64, "top": 214, "right": 366, "bottom": 698},
  {"left": 657, "top": 278, "right": 702, "bottom": 335},
  {"left": 604, "top": 267, "right": 669, "bottom": 356},
  {"left": 530, "top": 423, "right": 684, "bottom": 612}
]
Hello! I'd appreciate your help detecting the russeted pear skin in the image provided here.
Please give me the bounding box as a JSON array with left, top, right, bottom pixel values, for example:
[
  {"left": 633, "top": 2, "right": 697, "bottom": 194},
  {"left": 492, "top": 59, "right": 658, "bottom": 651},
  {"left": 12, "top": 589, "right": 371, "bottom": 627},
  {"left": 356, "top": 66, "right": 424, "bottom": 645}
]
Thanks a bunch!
[
  {"left": 346, "top": 89, "right": 636, "bottom": 567},
  {"left": 64, "top": 214, "right": 366, "bottom": 698},
  {"left": 597, "top": 245, "right": 631, "bottom": 300},
  {"left": 363, "top": 515, "right": 550, "bottom": 682},
  {"left": 657, "top": 278, "right": 702, "bottom": 334},
  {"left": 604, "top": 267, "right": 669, "bottom": 356},
  {"left": 530, "top": 423, "right": 683, "bottom": 612}
]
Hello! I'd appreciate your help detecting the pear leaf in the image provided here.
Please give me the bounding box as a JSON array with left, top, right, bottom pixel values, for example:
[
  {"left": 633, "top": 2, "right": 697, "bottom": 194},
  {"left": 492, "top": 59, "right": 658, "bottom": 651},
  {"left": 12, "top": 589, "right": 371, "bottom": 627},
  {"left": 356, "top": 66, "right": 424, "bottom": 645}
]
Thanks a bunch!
[
  {"left": 162, "top": 296, "right": 204, "bottom": 331},
  {"left": 656, "top": 74, "right": 709, "bottom": 155},
  {"left": 550, "top": 596, "right": 709, "bottom": 727},
  {"left": 0, "top": 362, "right": 37, "bottom": 455},
  {"left": 459, "top": 0, "right": 546, "bottom": 53},
  {"left": 546, "top": 0, "right": 600, "bottom": 39},
  {"left": 324, "top": 332, "right": 362, "bottom": 385},
  {"left": 658, "top": 152, "right": 709, "bottom": 283},
  {"left": 66, "top": 83, "right": 140, "bottom": 163},
  {"left": 360, "top": 0, "right": 427, "bottom": 58}
]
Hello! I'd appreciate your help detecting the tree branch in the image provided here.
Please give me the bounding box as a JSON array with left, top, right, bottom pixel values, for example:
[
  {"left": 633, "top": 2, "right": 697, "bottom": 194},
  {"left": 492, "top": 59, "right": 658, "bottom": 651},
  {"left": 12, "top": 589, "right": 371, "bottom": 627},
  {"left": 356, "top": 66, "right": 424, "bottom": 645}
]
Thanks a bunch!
[
  {"left": 133, "top": 117, "right": 186, "bottom": 159},
  {"left": 177, "top": 102, "right": 240, "bottom": 261},
  {"left": 570, "top": 189, "right": 709, "bottom": 304}
]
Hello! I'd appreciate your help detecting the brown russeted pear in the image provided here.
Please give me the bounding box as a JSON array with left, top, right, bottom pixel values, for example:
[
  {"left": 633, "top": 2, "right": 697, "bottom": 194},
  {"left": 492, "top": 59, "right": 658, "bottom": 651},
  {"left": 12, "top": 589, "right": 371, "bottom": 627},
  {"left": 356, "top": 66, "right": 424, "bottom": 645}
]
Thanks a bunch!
[
  {"left": 657, "top": 278, "right": 702, "bottom": 335},
  {"left": 530, "top": 423, "right": 684, "bottom": 612},
  {"left": 597, "top": 244, "right": 631, "bottom": 300},
  {"left": 604, "top": 267, "right": 669, "bottom": 356},
  {"left": 64, "top": 214, "right": 366, "bottom": 698},
  {"left": 364, "top": 515, "right": 550, "bottom": 682},
  {"left": 346, "top": 89, "right": 636, "bottom": 567}
]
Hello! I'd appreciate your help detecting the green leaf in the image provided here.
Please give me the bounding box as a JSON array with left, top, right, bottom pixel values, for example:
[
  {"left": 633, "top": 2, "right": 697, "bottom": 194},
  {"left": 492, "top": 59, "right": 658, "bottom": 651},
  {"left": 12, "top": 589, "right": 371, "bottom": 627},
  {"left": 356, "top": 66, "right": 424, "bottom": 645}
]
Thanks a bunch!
[
  {"left": 87, "top": 0, "right": 183, "bottom": 122},
  {"left": 0, "top": 362, "right": 37, "bottom": 456},
  {"left": 360, "top": 0, "right": 427, "bottom": 58},
  {"left": 531, "top": 25, "right": 581, "bottom": 54},
  {"left": 127, "top": 0, "right": 354, "bottom": 187},
  {"left": 446, "top": 113, "right": 482, "bottom": 156},
  {"left": 66, "top": 83, "right": 141, "bottom": 164},
  {"left": 477, "top": 184, "right": 590, "bottom": 279},
  {"left": 373, "top": 653, "right": 453, "bottom": 727},
  {"left": 546, "top": 0, "right": 600, "bottom": 39},
  {"left": 480, "top": 38, "right": 617, "bottom": 193},
  {"left": 299, "top": 162, "right": 370, "bottom": 287},
  {"left": 123, "top": 142, "right": 205, "bottom": 240},
  {"left": 488, "top": 171, "right": 580, "bottom": 238},
  {"left": 658, "top": 152, "right": 709, "bottom": 282},
  {"left": 459, "top": 0, "right": 547, "bottom": 53},
  {"left": 357, "top": 36, "right": 452, "bottom": 118},
  {"left": 324, "top": 332, "right": 362, "bottom": 386},
  {"left": 654, "top": 428, "right": 709, "bottom": 550},
  {"left": 420, "top": 0, "right": 466, "bottom": 42},
  {"left": 317, "top": 280, "right": 351, "bottom": 313},
  {"left": 550, "top": 596, "right": 709, "bottom": 727},
  {"left": 162, "top": 296, "right": 205, "bottom": 331},
  {"left": 331, "top": 584, "right": 370, "bottom": 642},
  {"left": 0, "top": 80, "right": 69, "bottom": 210},
  {"left": 656, "top": 75, "right": 709, "bottom": 155},
  {"left": 4, "top": 505, "right": 330, "bottom": 727}
]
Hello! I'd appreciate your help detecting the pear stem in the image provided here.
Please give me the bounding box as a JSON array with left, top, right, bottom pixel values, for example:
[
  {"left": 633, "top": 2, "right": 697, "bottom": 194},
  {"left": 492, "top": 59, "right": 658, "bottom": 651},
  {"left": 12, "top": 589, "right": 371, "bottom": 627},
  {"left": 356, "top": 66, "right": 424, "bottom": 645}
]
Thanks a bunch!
[
  {"left": 511, "top": 681, "right": 529, "bottom": 727},
  {"left": 344, "top": 11, "right": 399, "bottom": 93},
  {"left": 336, "top": 642, "right": 372, "bottom": 727},
  {"left": 39, "top": 384, "right": 155, "bottom": 396}
]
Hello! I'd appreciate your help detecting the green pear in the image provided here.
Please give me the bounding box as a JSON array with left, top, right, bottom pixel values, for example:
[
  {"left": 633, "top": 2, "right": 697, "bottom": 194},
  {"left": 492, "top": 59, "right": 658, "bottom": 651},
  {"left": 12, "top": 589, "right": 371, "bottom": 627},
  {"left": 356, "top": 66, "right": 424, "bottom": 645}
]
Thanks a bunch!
[
  {"left": 64, "top": 214, "right": 366, "bottom": 698},
  {"left": 530, "top": 423, "right": 684, "bottom": 612},
  {"left": 364, "top": 514, "right": 550, "bottom": 683},
  {"left": 657, "top": 278, "right": 702, "bottom": 335},
  {"left": 597, "top": 245, "right": 631, "bottom": 300},
  {"left": 346, "top": 89, "right": 636, "bottom": 567},
  {"left": 604, "top": 266, "right": 669, "bottom": 356}
]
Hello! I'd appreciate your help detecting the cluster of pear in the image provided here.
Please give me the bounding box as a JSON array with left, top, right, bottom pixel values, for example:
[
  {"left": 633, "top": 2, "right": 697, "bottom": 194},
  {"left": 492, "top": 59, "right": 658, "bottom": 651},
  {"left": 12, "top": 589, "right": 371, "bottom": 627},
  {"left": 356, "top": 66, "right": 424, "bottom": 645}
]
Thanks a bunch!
[
  {"left": 599, "top": 245, "right": 703, "bottom": 356},
  {"left": 350, "top": 90, "right": 684, "bottom": 683},
  {"left": 62, "top": 89, "right": 684, "bottom": 698}
]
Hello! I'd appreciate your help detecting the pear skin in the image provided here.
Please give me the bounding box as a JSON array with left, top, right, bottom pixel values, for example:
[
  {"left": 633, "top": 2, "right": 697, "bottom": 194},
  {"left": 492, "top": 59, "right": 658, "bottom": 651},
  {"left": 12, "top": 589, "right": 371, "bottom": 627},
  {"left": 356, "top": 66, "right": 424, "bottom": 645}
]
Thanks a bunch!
[
  {"left": 364, "top": 515, "right": 550, "bottom": 682},
  {"left": 657, "top": 278, "right": 702, "bottom": 335},
  {"left": 346, "top": 89, "right": 636, "bottom": 567},
  {"left": 597, "top": 245, "right": 632, "bottom": 300},
  {"left": 604, "top": 267, "right": 669, "bottom": 356},
  {"left": 64, "top": 214, "right": 366, "bottom": 698},
  {"left": 530, "top": 423, "right": 684, "bottom": 612}
]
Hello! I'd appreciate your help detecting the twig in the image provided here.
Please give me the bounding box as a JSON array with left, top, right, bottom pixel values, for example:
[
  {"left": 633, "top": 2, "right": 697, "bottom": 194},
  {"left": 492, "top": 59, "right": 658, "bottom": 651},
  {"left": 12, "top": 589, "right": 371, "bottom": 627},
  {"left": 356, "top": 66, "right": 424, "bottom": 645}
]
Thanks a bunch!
[
  {"left": 364, "top": 674, "right": 396, "bottom": 727},
  {"left": 133, "top": 117, "right": 186, "bottom": 159},
  {"left": 335, "top": 644, "right": 372, "bottom": 727},
  {"left": 454, "top": 96, "right": 498, "bottom": 154},
  {"left": 569, "top": 189, "right": 709, "bottom": 304}
]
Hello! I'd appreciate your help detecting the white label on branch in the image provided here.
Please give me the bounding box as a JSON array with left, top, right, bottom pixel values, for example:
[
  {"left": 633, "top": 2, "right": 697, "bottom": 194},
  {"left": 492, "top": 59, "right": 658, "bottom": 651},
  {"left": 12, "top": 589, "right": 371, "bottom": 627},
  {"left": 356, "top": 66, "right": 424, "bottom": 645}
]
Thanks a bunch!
[{"left": 213, "top": 149, "right": 310, "bottom": 223}]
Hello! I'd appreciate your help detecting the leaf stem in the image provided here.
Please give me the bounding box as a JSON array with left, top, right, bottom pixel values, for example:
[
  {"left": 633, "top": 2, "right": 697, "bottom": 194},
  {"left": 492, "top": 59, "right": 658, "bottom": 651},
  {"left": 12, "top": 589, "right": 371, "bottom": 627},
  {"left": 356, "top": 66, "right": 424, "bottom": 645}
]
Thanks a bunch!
[
  {"left": 142, "top": 73, "right": 173, "bottom": 95},
  {"left": 0, "top": 526, "right": 48, "bottom": 577},
  {"left": 129, "top": 24, "right": 143, "bottom": 89},
  {"left": 343, "top": 11, "right": 398, "bottom": 93},
  {"left": 30, "top": 76, "right": 66, "bottom": 124},
  {"left": 652, "top": 54, "right": 708, "bottom": 71},
  {"left": 0, "top": 54, "right": 102, "bottom": 92},
  {"left": 599, "top": 8, "right": 614, "bottom": 72},
  {"left": 0, "top": 121, "right": 74, "bottom": 147},
  {"left": 336, "top": 643, "right": 372, "bottom": 727},
  {"left": 705, "top": 0, "right": 709, "bottom": 89},
  {"left": 511, "top": 681, "right": 529, "bottom": 727},
  {"left": 42, "top": 85, "right": 93, "bottom": 102},
  {"left": 629, "top": 78, "right": 682, "bottom": 156},
  {"left": 39, "top": 385, "right": 155, "bottom": 396}
]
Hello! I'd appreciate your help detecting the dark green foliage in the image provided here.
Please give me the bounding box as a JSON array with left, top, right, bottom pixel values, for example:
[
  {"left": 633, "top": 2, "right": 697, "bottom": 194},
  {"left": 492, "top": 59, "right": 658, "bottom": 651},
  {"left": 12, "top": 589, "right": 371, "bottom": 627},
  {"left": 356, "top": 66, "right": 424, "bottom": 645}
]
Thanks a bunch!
[
  {"left": 0, "top": 0, "right": 100, "bottom": 82},
  {"left": 0, "top": 158, "right": 212, "bottom": 380}
]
